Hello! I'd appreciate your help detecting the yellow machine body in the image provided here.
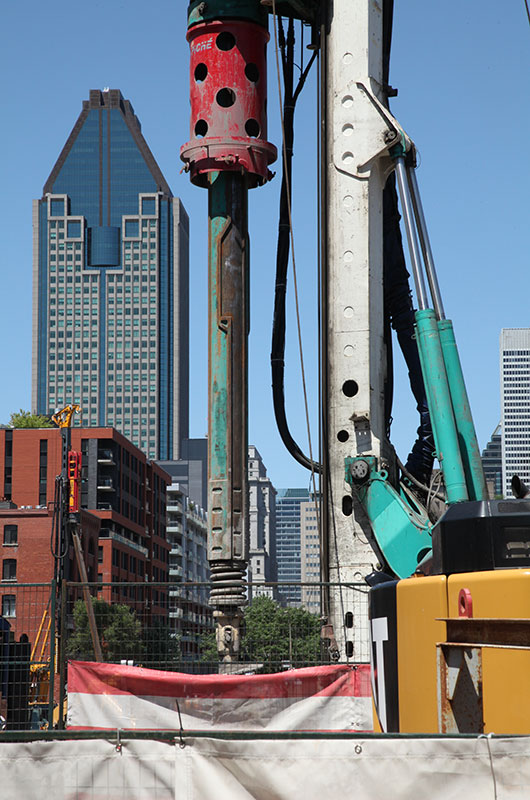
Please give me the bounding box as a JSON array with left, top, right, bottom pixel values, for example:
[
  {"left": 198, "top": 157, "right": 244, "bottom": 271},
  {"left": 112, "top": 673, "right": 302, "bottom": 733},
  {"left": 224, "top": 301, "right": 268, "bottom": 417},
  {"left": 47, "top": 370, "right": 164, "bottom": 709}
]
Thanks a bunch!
[{"left": 394, "top": 569, "right": 530, "bottom": 734}]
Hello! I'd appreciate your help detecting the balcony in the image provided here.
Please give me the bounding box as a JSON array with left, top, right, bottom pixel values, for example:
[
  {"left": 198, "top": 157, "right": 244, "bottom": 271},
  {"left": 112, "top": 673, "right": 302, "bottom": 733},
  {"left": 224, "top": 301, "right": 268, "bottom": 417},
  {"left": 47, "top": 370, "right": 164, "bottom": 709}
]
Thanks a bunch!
[
  {"left": 97, "top": 450, "right": 116, "bottom": 465},
  {"left": 169, "top": 566, "right": 183, "bottom": 578},
  {"left": 98, "top": 529, "right": 148, "bottom": 557},
  {"left": 97, "top": 477, "right": 115, "bottom": 491}
]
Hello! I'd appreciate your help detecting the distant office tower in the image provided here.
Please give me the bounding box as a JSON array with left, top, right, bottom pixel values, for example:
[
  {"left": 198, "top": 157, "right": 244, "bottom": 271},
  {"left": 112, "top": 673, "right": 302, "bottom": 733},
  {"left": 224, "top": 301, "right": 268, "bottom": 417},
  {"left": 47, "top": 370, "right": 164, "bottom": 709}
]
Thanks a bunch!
[
  {"left": 275, "top": 488, "right": 310, "bottom": 606},
  {"left": 248, "top": 446, "right": 276, "bottom": 595},
  {"left": 32, "top": 89, "right": 189, "bottom": 460},
  {"left": 481, "top": 424, "right": 502, "bottom": 499},
  {"left": 500, "top": 329, "right": 530, "bottom": 497},
  {"left": 158, "top": 438, "right": 208, "bottom": 511},
  {"left": 299, "top": 498, "right": 320, "bottom": 613}
]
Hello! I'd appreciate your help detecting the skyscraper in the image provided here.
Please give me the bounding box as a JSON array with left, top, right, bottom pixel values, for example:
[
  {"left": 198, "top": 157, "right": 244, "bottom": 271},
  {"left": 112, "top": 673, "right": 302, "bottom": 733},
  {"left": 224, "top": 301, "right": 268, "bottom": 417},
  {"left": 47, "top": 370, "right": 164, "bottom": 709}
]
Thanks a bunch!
[
  {"left": 248, "top": 446, "right": 277, "bottom": 595},
  {"left": 299, "top": 498, "right": 320, "bottom": 613},
  {"left": 275, "top": 488, "right": 310, "bottom": 606},
  {"left": 500, "top": 329, "right": 530, "bottom": 497},
  {"left": 32, "top": 89, "right": 189, "bottom": 460},
  {"left": 481, "top": 424, "right": 502, "bottom": 499}
]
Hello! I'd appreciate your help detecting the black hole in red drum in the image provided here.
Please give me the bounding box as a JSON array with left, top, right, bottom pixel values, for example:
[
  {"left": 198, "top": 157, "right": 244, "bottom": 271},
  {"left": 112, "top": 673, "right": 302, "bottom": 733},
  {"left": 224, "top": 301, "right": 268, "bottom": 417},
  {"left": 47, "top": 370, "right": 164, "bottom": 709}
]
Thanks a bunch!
[
  {"left": 194, "top": 63, "right": 208, "bottom": 82},
  {"left": 245, "top": 63, "right": 259, "bottom": 82},
  {"left": 194, "top": 119, "right": 208, "bottom": 137},
  {"left": 245, "top": 118, "right": 260, "bottom": 137},
  {"left": 216, "top": 31, "right": 236, "bottom": 51},
  {"left": 216, "top": 88, "right": 236, "bottom": 108}
]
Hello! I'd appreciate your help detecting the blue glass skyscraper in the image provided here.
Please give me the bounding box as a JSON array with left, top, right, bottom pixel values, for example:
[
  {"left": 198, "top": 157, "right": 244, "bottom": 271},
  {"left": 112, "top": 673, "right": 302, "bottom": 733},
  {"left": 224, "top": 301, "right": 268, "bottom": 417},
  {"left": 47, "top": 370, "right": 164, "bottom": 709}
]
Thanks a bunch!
[{"left": 32, "top": 89, "right": 189, "bottom": 459}]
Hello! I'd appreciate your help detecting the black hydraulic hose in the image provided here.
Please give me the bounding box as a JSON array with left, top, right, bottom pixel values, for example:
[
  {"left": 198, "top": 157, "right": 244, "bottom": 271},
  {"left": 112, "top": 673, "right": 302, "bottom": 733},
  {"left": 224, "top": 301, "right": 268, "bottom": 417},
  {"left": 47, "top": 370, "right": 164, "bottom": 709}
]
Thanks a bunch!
[
  {"left": 381, "top": 1, "right": 434, "bottom": 486},
  {"left": 271, "top": 17, "right": 321, "bottom": 473}
]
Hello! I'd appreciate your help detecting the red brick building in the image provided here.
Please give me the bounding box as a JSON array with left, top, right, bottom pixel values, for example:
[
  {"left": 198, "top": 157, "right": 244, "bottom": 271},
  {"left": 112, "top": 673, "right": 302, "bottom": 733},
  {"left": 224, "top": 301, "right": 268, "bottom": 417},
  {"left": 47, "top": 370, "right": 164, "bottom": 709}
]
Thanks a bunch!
[
  {"left": 0, "top": 504, "right": 100, "bottom": 643},
  {"left": 0, "top": 427, "right": 170, "bottom": 629}
]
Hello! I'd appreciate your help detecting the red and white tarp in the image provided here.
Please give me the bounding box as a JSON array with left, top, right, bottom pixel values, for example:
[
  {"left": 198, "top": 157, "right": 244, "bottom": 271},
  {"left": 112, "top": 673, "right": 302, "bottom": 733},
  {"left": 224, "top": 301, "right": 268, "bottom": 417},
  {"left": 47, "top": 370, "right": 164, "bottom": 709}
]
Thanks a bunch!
[{"left": 67, "top": 660, "right": 373, "bottom": 731}]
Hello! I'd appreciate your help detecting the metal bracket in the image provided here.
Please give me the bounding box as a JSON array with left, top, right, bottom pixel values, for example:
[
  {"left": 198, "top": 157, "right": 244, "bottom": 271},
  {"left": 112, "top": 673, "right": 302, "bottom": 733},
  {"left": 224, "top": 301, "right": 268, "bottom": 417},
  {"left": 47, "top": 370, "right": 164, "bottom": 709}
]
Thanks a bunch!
[
  {"left": 345, "top": 456, "right": 432, "bottom": 578},
  {"left": 333, "top": 78, "right": 413, "bottom": 179}
]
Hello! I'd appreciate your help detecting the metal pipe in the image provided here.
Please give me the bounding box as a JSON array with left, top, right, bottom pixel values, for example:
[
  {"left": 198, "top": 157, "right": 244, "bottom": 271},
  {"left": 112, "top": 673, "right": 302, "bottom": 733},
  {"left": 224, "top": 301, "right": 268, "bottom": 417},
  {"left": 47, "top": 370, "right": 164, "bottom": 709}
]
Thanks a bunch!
[
  {"left": 207, "top": 171, "right": 249, "bottom": 661},
  {"left": 394, "top": 157, "right": 429, "bottom": 311},
  {"left": 415, "top": 309, "right": 468, "bottom": 503},
  {"left": 407, "top": 167, "right": 446, "bottom": 320},
  {"left": 437, "top": 319, "right": 488, "bottom": 501}
]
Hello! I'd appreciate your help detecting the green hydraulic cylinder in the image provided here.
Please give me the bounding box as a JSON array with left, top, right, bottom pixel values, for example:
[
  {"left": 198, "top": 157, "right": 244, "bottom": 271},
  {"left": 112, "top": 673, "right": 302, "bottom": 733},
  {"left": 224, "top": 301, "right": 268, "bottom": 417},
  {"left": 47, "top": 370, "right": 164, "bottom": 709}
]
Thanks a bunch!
[
  {"left": 438, "top": 319, "right": 488, "bottom": 501},
  {"left": 415, "top": 309, "right": 469, "bottom": 504}
]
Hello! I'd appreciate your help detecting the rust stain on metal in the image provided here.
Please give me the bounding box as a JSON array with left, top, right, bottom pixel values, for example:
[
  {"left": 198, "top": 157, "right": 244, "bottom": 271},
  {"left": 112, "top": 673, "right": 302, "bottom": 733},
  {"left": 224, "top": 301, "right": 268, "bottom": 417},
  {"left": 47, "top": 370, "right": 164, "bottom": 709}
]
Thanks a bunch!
[{"left": 438, "top": 643, "right": 484, "bottom": 734}]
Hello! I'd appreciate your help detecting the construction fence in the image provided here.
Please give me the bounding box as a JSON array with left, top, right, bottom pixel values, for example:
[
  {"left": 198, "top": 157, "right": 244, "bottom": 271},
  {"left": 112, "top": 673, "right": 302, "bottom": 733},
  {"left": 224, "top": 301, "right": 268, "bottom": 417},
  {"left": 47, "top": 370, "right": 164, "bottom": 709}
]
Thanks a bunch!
[{"left": 0, "top": 580, "right": 370, "bottom": 731}]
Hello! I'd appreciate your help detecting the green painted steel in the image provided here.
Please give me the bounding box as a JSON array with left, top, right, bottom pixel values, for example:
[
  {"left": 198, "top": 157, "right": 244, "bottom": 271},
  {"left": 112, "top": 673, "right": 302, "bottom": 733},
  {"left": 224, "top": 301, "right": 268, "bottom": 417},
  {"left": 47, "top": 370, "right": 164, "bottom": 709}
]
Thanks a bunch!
[
  {"left": 188, "top": 0, "right": 267, "bottom": 28},
  {"left": 207, "top": 171, "right": 249, "bottom": 569},
  {"left": 414, "top": 310, "right": 463, "bottom": 502},
  {"left": 0, "top": 729, "right": 503, "bottom": 742},
  {"left": 209, "top": 172, "right": 231, "bottom": 559},
  {"left": 415, "top": 309, "right": 468, "bottom": 504},
  {"left": 345, "top": 457, "right": 432, "bottom": 579},
  {"left": 438, "top": 319, "right": 488, "bottom": 502}
]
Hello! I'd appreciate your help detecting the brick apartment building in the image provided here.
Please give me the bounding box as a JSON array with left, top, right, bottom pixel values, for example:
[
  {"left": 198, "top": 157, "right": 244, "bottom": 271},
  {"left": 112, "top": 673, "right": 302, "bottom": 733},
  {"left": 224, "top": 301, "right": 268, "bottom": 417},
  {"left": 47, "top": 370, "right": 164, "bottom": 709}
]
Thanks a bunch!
[{"left": 0, "top": 427, "right": 170, "bottom": 637}]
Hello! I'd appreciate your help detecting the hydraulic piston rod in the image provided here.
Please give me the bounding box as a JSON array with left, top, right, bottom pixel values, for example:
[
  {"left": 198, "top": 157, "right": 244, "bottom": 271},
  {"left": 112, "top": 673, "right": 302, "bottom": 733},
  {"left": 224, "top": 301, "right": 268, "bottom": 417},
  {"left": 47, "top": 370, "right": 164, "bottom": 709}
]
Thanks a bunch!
[{"left": 181, "top": 0, "right": 276, "bottom": 662}]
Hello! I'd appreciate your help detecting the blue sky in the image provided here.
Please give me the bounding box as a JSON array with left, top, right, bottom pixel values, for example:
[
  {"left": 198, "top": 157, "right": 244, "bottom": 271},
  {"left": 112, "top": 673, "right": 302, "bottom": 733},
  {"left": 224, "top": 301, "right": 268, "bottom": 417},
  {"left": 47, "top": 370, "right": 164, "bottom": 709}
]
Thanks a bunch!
[{"left": 1, "top": 1, "right": 529, "bottom": 488}]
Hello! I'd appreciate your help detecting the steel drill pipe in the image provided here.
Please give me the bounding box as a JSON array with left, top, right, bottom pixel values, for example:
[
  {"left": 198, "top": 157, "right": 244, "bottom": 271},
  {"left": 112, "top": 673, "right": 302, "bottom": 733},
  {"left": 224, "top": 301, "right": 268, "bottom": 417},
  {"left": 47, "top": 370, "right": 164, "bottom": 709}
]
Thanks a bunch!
[{"left": 182, "top": 2, "right": 276, "bottom": 661}]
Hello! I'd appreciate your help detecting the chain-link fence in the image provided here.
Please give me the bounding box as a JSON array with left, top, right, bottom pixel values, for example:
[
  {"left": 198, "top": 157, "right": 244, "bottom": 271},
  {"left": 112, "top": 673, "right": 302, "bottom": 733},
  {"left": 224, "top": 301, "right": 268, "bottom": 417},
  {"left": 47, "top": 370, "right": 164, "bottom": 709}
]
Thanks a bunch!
[
  {"left": 1, "top": 580, "right": 370, "bottom": 731},
  {"left": 0, "top": 583, "right": 57, "bottom": 731}
]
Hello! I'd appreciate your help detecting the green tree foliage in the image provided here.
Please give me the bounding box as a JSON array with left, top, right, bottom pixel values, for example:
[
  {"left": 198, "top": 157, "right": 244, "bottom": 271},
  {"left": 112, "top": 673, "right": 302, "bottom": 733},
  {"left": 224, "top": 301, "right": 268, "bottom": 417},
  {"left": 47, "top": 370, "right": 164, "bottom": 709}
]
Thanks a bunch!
[
  {"left": 7, "top": 409, "right": 53, "bottom": 428},
  {"left": 200, "top": 595, "right": 322, "bottom": 671},
  {"left": 141, "top": 620, "right": 181, "bottom": 670},
  {"left": 67, "top": 598, "right": 143, "bottom": 663}
]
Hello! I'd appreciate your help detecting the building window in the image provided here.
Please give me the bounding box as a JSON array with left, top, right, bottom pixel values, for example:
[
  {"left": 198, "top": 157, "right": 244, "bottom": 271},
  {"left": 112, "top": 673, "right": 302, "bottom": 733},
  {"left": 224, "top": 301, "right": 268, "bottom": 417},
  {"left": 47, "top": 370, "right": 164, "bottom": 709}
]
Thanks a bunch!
[
  {"left": 1, "top": 595, "right": 15, "bottom": 617},
  {"left": 50, "top": 198, "right": 65, "bottom": 217},
  {"left": 2, "top": 559, "right": 17, "bottom": 581},
  {"left": 142, "top": 197, "right": 156, "bottom": 216},
  {"left": 3, "top": 525, "right": 17, "bottom": 546},
  {"left": 125, "top": 220, "right": 139, "bottom": 238},
  {"left": 67, "top": 221, "right": 81, "bottom": 238}
]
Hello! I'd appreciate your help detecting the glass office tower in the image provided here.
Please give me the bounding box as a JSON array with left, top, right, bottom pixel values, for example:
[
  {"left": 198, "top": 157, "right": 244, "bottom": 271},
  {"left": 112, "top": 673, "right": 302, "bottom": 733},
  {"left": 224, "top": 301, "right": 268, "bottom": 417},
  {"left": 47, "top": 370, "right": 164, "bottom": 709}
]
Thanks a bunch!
[
  {"left": 500, "top": 328, "right": 530, "bottom": 498},
  {"left": 32, "top": 89, "right": 189, "bottom": 460},
  {"left": 275, "top": 488, "right": 310, "bottom": 606}
]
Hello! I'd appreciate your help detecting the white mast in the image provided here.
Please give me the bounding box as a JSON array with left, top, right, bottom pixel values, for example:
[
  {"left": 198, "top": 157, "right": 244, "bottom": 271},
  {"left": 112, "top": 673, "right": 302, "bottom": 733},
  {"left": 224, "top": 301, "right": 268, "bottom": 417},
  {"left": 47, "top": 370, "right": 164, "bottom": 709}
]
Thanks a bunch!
[{"left": 323, "top": 0, "right": 401, "bottom": 660}]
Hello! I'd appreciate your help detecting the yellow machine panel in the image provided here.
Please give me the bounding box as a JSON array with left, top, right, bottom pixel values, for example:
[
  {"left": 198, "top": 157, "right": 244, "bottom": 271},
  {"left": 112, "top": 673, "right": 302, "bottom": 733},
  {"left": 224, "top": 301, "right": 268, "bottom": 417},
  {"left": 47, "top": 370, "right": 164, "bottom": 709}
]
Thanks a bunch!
[
  {"left": 447, "top": 569, "right": 530, "bottom": 618},
  {"left": 482, "top": 648, "right": 530, "bottom": 734},
  {"left": 396, "top": 574, "right": 447, "bottom": 733}
]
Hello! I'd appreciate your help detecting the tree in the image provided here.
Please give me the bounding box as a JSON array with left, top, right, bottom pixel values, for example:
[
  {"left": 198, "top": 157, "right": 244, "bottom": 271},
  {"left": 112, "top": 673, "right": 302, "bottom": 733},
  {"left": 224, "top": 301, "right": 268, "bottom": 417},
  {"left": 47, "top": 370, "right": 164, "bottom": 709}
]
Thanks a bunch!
[
  {"left": 7, "top": 409, "right": 53, "bottom": 428},
  {"left": 200, "top": 596, "right": 322, "bottom": 671},
  {"left": 141, "top": 620, "right": 181, "bottom": 670},
  {"left": 67, "top": 598, "right": 143, "bottom": 663}
]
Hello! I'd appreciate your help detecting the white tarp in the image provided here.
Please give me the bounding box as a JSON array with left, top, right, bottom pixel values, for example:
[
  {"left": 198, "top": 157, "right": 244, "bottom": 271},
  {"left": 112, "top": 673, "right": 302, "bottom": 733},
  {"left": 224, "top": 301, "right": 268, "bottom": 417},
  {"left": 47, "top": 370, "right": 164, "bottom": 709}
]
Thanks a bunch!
[
  {"left": 2, "top": 735, "right": 530, "bottom": 799},
  {"left": 67, "top": 660, "right": 373, "bottom": 731}
]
